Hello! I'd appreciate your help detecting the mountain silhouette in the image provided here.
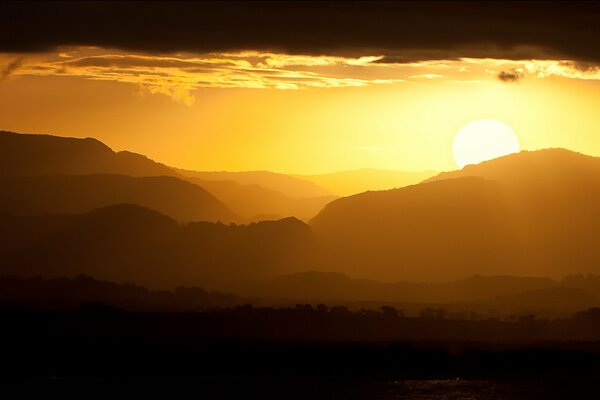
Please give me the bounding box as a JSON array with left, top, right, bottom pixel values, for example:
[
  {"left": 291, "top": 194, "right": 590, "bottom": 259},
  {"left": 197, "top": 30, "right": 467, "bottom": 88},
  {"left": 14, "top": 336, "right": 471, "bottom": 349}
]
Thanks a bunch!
[
  {"left": 311, "top": 149, "right": 600, "bottom": 281},
  {"left": 0, "top": 130, "right": 176, "bottom": 177},
  {"left": 0, "top": 204, "right": 316, "bottom": 289},
  {"left": 176, "top": 168, "right": 333, "bottom": 198},
  {"left": 185, "top": 177, "right": 337, "bottom": 222},
  {"left": 0, "top": 131, "right": 335, "bottom": 221},
  {"left": 0, "top": 174, "right": 238, "bottom": 223},
  {"left": 298, "top": 169, "right": 436, "bottom": 196}
]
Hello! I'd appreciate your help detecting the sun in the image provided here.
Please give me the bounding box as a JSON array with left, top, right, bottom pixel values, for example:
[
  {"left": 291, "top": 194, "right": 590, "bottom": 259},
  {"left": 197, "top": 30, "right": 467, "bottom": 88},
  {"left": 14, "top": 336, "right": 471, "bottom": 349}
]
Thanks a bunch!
[{"left": 452, "top": 120, "right": 520, "bottom": 169}]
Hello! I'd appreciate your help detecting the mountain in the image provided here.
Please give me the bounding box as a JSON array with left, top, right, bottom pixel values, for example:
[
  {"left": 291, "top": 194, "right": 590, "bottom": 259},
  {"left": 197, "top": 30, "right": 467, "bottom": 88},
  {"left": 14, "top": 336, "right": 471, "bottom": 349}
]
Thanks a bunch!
[
  {"left": 184, "top": 177, "right": 337, "bottom": 222},
  {"left": 0, "top": 174, "right": 238, "bottom": 223},
  {"left": 176, "top": 169, "right": 333, "bottom": 198},
  {"left": 311, "top": 149, "right": 600, "bottom": 281},
  {"left": 298, "top": 169, "right": 436, "bottom": 196},
  {"left": 0, "top": 130, "right": 177, "bottom": 178},
  {"left": 0, "top": 204, "right": 316, "bottom": 290},
  {"left": 0, "top": 131, "right": 334, "bottom": 221}
]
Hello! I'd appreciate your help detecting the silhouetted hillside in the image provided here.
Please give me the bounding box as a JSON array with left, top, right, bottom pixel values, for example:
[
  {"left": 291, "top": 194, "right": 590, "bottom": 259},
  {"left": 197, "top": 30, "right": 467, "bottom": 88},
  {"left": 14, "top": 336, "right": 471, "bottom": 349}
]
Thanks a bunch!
[
  {"left": 0, "top": 275, "right": 241, "bottom": 311},
  {"left": 186, "top": 177, "right": 336, "bottom": 222},
  {"left": 242, "top": 272, "right": 560, "bottom": 304},
  {"left": 0, "top": 174, "right": 238, "bottom": 223},
  {"left": 311, "top": 149, "right": 600, "bottom": 281},
  {"left": 0, "top": 204, "right": 316, "bottom": 289},
  {"left": 177, "top": 168, "right": 333, "bottom": 198},
  {"left": 298, "top": 169, "right": 436, "bottom": 196},
  {"left": 0, "top": 131, "right": 334, "bottom": 221},
  {"left": 240, "top": 271, "right": 600, "bottom": 316},
  {"left": 0, "top": 130, "right": 177, "bottom": 177}
]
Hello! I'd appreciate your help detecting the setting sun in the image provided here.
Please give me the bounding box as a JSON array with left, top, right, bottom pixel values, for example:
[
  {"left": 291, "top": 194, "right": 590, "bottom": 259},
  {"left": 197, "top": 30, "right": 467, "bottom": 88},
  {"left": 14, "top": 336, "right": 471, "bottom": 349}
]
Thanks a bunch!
[{"left": 452, "top": 120, "right": 520, "bottom": 168}]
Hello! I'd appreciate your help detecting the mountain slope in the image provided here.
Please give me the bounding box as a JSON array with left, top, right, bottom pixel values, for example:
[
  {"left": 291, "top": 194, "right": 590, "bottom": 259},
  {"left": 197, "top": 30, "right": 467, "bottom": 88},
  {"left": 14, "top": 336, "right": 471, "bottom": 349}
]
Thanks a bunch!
[
  {"left": 0, "top": 130, "right": 177, "bottom": 178},
  {"left": 176, "top": 169, "right": 333, "bottom": 198},
  {"left": 311, "top": 149, "right": 600, "bottom": 281},
  {"left": 185, "top": 177, "right": 336, "bottom": 222},
  {"left": 0, "top": 131, "right": 334, "bottom": 221},
  {"left": 0, "top": 204, "right": 316, "bottom": 290},
  {"left": 0, "top": 174, "right": 238, "bottom": 223},
  {"left": 298, "top": 169, "right": 436, "bottom": 196}
]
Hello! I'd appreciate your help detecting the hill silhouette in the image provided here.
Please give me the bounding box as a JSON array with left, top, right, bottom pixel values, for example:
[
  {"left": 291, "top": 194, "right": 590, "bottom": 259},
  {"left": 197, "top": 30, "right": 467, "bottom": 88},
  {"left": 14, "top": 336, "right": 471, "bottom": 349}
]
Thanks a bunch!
[
  {"left": 0, "top": 204, "right": 316, "bottom": 289},
  {"left": 298, "top": 169, "right": 436, "bottom": 196},
  {"left": 0, "top": 174, "right": 238, "bottom": 223},
  {"left": 176, "top": 168, "right": 333, "bottom": 198},
  {"left": 311, "top": 149, "right": 600, "bottom": 281},
  {"left": 0, "top": 131, "right": 335, "bottom": 221},
  {"left": 240, "top": 271, "right": 600, "bottom": 316},
  {"left": 0, "top": 274, "right": 241, "bottom": 311},
  {"left": 185, "top": 177, "right": 337, "bottom": 222},
  {"left": 0, "top": 130, "right": 176, "bottom": 177}
]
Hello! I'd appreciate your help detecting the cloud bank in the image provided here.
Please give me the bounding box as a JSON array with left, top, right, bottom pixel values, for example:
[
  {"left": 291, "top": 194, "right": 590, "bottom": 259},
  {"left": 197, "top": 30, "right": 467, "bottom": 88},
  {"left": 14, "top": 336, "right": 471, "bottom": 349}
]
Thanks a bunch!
[{"left": 1, "top": 2, "right": 599, "bottom": 64}]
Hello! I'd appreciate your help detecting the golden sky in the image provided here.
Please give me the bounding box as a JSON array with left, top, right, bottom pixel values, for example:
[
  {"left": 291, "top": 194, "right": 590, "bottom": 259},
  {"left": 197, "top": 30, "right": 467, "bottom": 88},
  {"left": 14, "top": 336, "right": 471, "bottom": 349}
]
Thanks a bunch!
[{"left": 1, "top": 47, "right": 600, "bottom": 174}]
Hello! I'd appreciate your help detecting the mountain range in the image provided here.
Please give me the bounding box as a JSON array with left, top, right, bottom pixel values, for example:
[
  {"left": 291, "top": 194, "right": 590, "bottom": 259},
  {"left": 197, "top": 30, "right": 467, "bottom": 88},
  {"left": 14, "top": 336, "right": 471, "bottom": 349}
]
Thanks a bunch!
[
  {"left": 312, "top": 149, "right": 600, "bottom": 281},
  {"left": 4, "top": 130, "right": 600, "bottom": 311}
]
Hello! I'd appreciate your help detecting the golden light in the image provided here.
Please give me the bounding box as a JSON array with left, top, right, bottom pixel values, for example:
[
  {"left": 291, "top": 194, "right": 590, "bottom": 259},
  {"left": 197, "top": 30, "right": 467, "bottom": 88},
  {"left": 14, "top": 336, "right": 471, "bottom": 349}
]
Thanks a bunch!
[{"left": 452, "top": 120, "right": 520, "bottom": 169}]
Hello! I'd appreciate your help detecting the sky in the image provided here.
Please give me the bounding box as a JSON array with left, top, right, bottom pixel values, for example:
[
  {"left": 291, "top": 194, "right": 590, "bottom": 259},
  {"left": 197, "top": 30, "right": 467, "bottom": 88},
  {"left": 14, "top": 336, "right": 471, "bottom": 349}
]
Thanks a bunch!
[{"left": 1, "top": 2, "right": 599, "bottom": 174}]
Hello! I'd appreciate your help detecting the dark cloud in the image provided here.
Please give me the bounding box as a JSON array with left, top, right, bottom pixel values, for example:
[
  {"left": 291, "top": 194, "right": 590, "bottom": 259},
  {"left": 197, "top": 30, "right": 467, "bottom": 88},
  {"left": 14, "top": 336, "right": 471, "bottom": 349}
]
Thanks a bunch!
[
  {"left": 497, "top": 69, "right": 525, "bottom": 83},
  {"left": 0, "top": 58, "right": 23, "bottom": 81},
  {"left": 1, "top": 2, "right": 599, "bottom": 63}
]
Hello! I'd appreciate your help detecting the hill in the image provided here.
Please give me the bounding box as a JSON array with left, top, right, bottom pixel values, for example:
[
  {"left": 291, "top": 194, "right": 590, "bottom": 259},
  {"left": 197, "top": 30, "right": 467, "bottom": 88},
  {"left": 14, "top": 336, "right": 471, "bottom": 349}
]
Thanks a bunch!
[
  {"left": 0, "top": 204, "right": 316, "bottom": 289},
  {"left": 0, "top": 174, "right": 238, "bottom": 223},
  {"left": 176, "top": 169, "right": 333, "bottom": 198},
  {"left": 298, "top": 169, "right": 436, "bottom": 196},
  {"left": 311, "top": 149, "right": 600, "bottom": 281},
  {"left": 185, "top": 177, "right": 336, "bottom": 222},
  {"left": 0, "top": 131, "right": 334, "bottom": 221},
  {"left": 0, "top": 130, "right": 176, "bottom": 177},
  {"left": 0, "top": 275, "right": 242, "bottom": 311}
]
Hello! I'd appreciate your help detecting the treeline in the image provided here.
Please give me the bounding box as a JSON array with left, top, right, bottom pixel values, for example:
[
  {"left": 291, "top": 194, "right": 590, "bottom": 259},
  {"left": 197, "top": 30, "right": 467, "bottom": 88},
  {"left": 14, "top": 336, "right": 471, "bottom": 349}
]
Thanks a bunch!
[{"left": 4, "top": 300, "right": 600, "bottom": 343}]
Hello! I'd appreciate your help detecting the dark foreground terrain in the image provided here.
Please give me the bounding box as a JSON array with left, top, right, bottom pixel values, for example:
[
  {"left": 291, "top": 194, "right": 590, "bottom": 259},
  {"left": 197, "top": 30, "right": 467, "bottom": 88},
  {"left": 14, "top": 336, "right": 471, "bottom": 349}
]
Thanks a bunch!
[{"left": 2, "top": 307, "right": 600, "bottom": 398}]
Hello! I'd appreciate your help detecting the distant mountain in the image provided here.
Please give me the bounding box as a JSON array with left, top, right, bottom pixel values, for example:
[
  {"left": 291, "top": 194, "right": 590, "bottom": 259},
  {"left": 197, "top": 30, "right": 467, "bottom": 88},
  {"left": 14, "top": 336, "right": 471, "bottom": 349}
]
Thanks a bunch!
[
  {"left": 0, "top": 131, "right": 334, "bottom": 221},
  {"left": 0, "top": 174, "right": 238, "bottom": 223},
  {"left": 0, "top": 130, "right": 176, "bottom": 178},
  {"left": 0, "top": 204, "right": 316, "bottom": 289},
  {"left": 298, "top": 169, "right": 436, "bottom": 196},
  {"left": 311, "top": 149, "right": 600, "bottom": 281},
  {"left": 185, "top": 177, "right": 337, "bottom": 222},
  {"left": 176, "top": 169, "right": 333, "bottom": 198}
]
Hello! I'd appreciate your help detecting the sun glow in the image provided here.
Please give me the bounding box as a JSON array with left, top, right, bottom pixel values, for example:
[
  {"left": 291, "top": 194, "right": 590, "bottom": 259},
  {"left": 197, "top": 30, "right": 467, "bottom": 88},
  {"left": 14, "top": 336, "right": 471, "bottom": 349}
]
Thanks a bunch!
[{"left": 452, "top": 120, "right": 520, "bottom": 169}]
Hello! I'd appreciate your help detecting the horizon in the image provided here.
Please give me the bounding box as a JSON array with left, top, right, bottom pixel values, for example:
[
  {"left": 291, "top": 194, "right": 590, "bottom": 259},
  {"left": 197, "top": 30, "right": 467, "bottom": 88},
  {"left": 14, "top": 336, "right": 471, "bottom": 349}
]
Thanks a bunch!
[{"left": 2, "top": 128, "right": 596, "bottom": 177}]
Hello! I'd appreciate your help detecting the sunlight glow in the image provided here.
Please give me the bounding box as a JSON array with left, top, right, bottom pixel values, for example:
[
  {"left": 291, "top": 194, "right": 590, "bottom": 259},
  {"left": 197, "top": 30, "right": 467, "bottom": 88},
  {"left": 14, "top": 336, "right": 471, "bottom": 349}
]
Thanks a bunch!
[{"left": 452, "top": 120, "right": 520, "bottom": 168}]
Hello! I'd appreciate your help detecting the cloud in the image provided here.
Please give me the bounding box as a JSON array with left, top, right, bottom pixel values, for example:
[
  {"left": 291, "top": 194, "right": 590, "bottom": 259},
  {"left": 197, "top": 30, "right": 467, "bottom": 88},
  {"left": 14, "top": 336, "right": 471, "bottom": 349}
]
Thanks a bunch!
[
  {"left": 523, "top": 60, "right": 600, "bottom": 80},
  {"left": 408, "top": 74, "right": 444, "bottom": 80},
  {"left": 1, "top": 2, "right": 599, "bottom": 64},
  {"left": 497, "top": 68, "right": 525, "bottom": 83},
  {"left": 0, "top": 57, "right": 23, "bottom": 81},
  {"left": 8, "top": 49, "right": 406, "bottom": 104}
]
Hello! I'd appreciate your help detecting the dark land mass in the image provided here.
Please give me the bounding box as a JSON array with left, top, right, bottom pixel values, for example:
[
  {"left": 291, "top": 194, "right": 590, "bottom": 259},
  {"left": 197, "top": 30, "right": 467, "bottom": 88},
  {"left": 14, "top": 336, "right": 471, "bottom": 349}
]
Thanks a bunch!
[
  {"left": 0, "top": 131, "right": 335, "bottom": 222},
  {"left": 312, "top": 149, "right": 600, "bottom": 281},
  {"left": 1, "top": 305, "right": 600, "bottom": 398},
  {"left": 0, "top": 205, "right": 315, "bottom": 289}
]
